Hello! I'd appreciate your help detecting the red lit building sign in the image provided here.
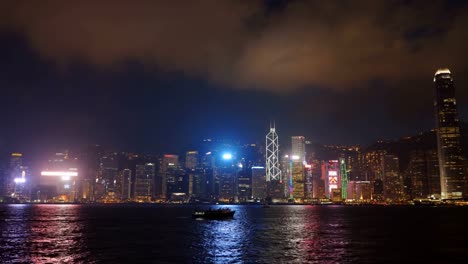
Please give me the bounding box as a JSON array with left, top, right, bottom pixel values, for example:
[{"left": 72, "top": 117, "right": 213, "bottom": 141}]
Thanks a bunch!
[{"left": 322, "top": 160, "right": 340, "bottom": 198}]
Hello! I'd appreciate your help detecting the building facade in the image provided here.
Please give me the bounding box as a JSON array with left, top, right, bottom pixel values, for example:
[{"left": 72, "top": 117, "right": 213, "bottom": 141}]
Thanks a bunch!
[
  {"left": 433, "top": 68, "right": 466, "bottom": 199},
  {"left": 134, "top": 163, "right": 155, "bottom": 202}
]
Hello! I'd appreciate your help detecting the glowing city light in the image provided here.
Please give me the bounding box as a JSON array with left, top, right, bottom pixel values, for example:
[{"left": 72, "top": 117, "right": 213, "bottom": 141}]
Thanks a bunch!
[
  {"left": 61, "top": 175, "right": 71, "bottom": 181},
  {"left": 291, "top": 155, "right": 300, "bottom": 160},
  {"left": 14, "top": 177, "right": 26, "bottom": 183},
  {"left": 222, "top": 153, "right": 232, "bottom": 160},
  {"left": 435, "top": 68, "right": 451, "bottom": 76},
  {"left": 41, "top": 171, "right": 78, "bottom": 177}
]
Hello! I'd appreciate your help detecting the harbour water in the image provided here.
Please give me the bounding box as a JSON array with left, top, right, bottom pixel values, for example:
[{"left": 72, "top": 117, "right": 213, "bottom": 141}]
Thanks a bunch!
[{"left": 1, "top": 204, "right": 467, "bottom": 263}]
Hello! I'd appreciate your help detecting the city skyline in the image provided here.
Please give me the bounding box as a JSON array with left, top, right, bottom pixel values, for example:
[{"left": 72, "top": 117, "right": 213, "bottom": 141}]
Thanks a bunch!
[
  {"left": 3, "top": 65, "right": 468, "bottom": 204},
  {"left": 1, "top": 2, "right": 468, "bottom": 263}
]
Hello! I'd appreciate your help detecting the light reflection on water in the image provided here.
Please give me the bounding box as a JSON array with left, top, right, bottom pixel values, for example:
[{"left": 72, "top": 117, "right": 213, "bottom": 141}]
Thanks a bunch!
[
  {"left": 0, "top": 204, "right": 89, "bottom": 263},
  {"left": 191, "top": 205, "right": 352, "bottom": 263},
  {"left": 1, "top": 204, "right": 467, "bottom": 263},
  {"left": 192, "top": 205, "right": 252, "bottom": 263}
]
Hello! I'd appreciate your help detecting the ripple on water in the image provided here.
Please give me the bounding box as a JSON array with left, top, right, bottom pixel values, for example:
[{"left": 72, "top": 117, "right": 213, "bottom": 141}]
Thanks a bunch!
[{"left": 1, "top": 204, "right": 468, "bottom": 263}]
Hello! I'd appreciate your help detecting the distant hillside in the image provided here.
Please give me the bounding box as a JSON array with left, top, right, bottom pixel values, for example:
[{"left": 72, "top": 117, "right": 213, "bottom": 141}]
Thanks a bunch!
[{"left": 364, "top": 130, "right": 437, "bottom": 172}]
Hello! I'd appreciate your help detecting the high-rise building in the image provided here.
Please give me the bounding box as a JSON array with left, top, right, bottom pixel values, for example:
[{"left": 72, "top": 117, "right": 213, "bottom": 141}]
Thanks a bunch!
[
  {"left": 291, "top": 157, "right": 305, "bottom": 201},
  {"left": 426, "top": 150, "right": 441, "bottom": 198},
  {"left": 433, "top": 68, "right": 466, "bottom": 199},
  {"left": 98, "top": 155, "right": 118, "bottom": 200},
  {"left": 347, "top": 181, "right": 372, "bottom": 201},
  {"left": 187, "top": 168, "right": 209, "bottom": 200},
  {"left": 322, "top": 160, "right": 340, "bottom": 199},
  {"left": 406, "top": 151, "right": 429, "bottom": 199},
  {"left": 251, "top": 166, "right": 266, "bottom": 200},
  {"left": 157, "top": 154, "right": 179, "bottom": 200},
  {"left": 281, "top": 155, "right": 291, "bottom": 198},
  {"left": 266, "top": 124, "right": 281, "bottom": 181},
  {"left": 382, "top": 155, "right": 403, "bottom": 201},
  {"left": 304, "top": 164, "right": 313, "bottom": 200},
  {"left": 237, "top": 169, "right": 251, "bottom": 202},
  {"left": 373, "top": 179, "right": 384, "bottom": 201},
  {"left": 40, "top": 152, "right": 79, "bottom": 202},
  {"left": 339, "top": 158, "right": 349, "bottom": 200},
  {"left": 216, "top": 157, "right": 238, "bottom": 202},
  {"left": 185, "top": 151, "right": 199, "bottom": 169},
  {"left": 118, "top": 169, "right": 132, "bottom": 201},
  {"left": 134, "top": 163, "right": 155, "bottom": 202},
  {"left": 291, "top": 136, "right": 306, "bottom": 162},
  {"left": 311, "top": 159, "right": 325, "bottom": 199},
  {"left": 362, "top": 150, "right": 387, "bottom": 182},
  {"left": 6, "top": 153, "right": 23, "bottom": 197}
]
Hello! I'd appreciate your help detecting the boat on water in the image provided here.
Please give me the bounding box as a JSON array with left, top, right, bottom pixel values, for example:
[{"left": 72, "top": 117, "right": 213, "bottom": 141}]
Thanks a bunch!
[{"left": 192, "top": 208, "right": 235, "bottom": 219}]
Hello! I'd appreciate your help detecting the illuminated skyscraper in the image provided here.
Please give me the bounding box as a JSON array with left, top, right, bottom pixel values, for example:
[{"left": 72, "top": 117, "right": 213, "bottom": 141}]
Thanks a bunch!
[
  {"left": 118, "top": 169, "right": 132, "bottom": 201},
  {"left": 291, "top": 136, "right": 306, "bottom": 162},
  {"left": 188, "top": 168, "right": 208, "bottom": 200},
  {"left": 6, "top": 153, "right": 23, "bottom": 197},
  {"left": 291, "top": 158, "right": 305, "bottom": 201},
  {"left": 322, "top": 160, "right": 340, "bottom": 199},
  {"left": 99, "top": 155, "right": 118, "bottom": 199},
  {"left": 426, "top": 150, "right": 441, "bottom": 198},
  {"left": 185, "top": 151, "right": 199, "bottom": 169},
  {"left": 237, "top": 169, "right": 251, "bottom": 202},
  {"left": 304, "top": 164, "right": 313, "bottom": 200},
  {"left": 40, "top": 152, "right": 79, "bottom": 202},
  {"left": 216, "top": 152, "right": 238, "bottom": 201},
  {"left": 433, "top": 68, "right": 466, "bottom": 199},
  {"left": 157, "top": 154, "right": 179, "bottom": 200},
  {"left": 266, "top": 123, "right": 281, "bottom": 181},
  {"left": 135, "top": 163, "right": 155, "bottom": 202},
  {"left": 406, "top": 151, "right": 427, "bottom": 199},
  {"left": 382, "top": 155, "right": 402, "bottom": 201},
  {"left": 340, "top": 158, "right": 349, "bottom": 200}
]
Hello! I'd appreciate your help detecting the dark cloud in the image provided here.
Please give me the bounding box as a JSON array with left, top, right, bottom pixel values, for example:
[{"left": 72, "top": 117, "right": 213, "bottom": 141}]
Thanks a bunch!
[
  {"left": 1, "top": 0, "right": 468, "bottom": 92},
  {"left": 235, "top": 0, "right": 468, "bottom": 91},
  {"left": 0, "top": 0, "right": 261, "bottom": 82}
]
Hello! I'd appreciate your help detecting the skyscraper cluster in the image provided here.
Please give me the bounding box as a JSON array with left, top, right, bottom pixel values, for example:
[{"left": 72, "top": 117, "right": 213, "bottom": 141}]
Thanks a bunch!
[{"left": 0, "top": 69, "right": 467, "bottom": 204}]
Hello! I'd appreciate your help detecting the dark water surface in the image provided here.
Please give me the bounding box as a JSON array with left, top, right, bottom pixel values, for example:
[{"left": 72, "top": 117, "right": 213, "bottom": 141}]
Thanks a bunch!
[{"left": 1, "top": 204, "right": 467, "bottom": 263}]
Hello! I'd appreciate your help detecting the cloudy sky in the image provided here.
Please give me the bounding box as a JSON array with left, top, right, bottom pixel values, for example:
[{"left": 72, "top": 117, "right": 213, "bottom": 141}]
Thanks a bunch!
[{"left": 0, "top": 0, "right": 467, "bottom": 155}]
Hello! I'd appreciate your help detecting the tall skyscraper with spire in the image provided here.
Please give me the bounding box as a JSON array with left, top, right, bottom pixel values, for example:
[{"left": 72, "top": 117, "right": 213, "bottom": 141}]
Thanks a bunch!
[
  {"left": 433, "top": 68, "right": 466, "bottom": 199},
  {"left": 266, "top": 122, "right": 281, "bottom": 182}
]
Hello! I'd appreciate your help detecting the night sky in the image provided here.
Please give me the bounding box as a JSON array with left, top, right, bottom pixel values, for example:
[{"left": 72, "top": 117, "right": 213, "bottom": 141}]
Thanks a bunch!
[{"left": 1, "top": 0, "right": 468, "bottom": 157}]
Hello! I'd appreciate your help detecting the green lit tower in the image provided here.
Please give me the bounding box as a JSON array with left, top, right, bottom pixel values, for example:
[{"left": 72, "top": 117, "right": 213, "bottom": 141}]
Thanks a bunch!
[{"left": 340, "top": 158, "right": 348, "bottom": 200}]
